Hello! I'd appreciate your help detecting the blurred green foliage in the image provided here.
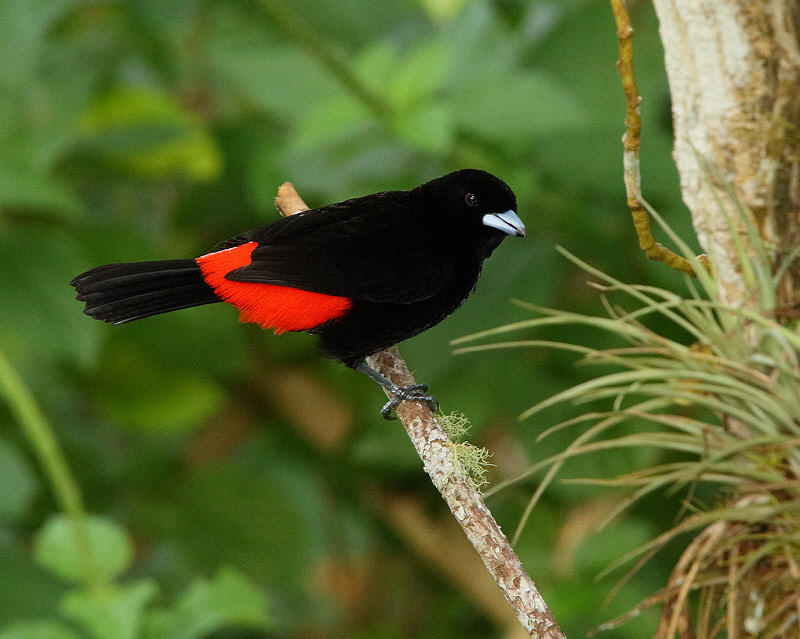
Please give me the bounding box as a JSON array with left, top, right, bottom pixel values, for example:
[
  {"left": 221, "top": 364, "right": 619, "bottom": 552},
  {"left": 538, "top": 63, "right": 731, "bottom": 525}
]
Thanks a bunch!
[{"left": 0, "top": 0, "right": 698, "bottom": 637}]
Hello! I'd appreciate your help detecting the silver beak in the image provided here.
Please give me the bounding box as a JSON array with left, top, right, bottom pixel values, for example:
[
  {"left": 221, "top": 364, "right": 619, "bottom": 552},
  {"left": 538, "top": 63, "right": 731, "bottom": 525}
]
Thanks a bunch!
[{"left": 482, "top": 210, "right": 526, "bottom": 237}]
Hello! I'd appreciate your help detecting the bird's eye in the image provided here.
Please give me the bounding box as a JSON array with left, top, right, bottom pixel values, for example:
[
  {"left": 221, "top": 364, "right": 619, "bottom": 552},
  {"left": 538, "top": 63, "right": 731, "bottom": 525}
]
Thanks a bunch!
[{"left": 465, "top": 192, "right": 479, "bottom": 207}]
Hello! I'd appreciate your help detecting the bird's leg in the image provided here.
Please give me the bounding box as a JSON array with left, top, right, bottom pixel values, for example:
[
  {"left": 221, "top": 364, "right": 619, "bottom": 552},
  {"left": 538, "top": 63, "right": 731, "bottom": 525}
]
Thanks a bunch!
[{"left": 355, "top": 361, "right": 439, "bottom": 420}]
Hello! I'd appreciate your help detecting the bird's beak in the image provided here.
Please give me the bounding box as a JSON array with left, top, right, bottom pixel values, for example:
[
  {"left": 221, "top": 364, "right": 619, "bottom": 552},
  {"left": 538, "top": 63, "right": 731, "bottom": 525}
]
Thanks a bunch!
[{"left": 482, "top": 210, "right": 526, "bottom": 237}]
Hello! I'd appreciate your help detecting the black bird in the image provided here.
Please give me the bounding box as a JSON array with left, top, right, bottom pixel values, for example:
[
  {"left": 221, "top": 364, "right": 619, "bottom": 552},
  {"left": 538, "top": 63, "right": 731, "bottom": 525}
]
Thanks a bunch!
[{"left": 71, "top": 169, "right": 525, "bottom": 417}]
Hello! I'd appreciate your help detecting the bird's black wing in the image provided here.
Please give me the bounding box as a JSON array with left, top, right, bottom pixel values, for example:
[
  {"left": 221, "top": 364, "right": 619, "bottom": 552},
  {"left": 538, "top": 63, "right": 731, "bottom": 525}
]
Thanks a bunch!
[{"left": 221, "top": 194, "right": 455, "bottom": 304}]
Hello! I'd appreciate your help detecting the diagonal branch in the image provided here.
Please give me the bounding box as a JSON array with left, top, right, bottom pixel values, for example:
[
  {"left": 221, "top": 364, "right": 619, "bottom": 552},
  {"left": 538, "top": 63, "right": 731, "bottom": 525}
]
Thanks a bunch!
[{"left": 274, "top": 181, "right": 565, "bottom": 638}]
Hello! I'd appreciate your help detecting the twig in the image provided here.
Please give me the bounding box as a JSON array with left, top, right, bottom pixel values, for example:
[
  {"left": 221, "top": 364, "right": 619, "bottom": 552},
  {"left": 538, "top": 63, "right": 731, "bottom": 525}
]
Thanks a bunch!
[
  {"left": 610, "top": 0, "right": 703, "bottom": 276},
  {"left": 0, "top": 349, "right": 102, "bottom": 592},
  {"left": 275, "top": 182, "right": 311, "bottom": 216},
  {"left": 275, "top": 183, "right": 566, "bottom": 638}
]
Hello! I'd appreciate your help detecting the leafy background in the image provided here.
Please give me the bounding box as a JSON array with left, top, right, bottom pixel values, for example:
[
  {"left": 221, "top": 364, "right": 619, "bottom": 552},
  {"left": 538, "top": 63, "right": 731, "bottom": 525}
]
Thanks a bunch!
[{"left": 0, "top": 0, "right": 700, "bottom": 637}]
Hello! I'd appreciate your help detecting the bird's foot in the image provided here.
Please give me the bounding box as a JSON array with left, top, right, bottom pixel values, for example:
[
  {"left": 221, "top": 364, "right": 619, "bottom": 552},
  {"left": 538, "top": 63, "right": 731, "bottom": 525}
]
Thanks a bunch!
[
  {"left": 380, "top": 384, "right": 439, "bottom": 420},
  {"left": 354, "top": 362, "right": 439, "bottom": 419}
]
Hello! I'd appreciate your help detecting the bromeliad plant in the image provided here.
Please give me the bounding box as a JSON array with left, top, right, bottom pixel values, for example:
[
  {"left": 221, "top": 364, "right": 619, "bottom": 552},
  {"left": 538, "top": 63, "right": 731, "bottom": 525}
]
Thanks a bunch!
[{"left": 455, "top": 208, "right": 800, "bottom": 638}]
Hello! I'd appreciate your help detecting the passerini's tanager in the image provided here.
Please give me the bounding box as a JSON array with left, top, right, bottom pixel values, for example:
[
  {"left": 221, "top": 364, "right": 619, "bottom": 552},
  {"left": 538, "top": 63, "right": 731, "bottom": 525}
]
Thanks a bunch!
[{"left": 71, "top": 169, "right": 525, "bottom": 417}]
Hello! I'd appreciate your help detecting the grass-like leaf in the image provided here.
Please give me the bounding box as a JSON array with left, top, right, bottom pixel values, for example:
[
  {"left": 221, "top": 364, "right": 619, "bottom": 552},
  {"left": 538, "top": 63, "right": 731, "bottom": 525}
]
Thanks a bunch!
[{"left": 455, "top": 206, "right": 800, "bottom": 637}]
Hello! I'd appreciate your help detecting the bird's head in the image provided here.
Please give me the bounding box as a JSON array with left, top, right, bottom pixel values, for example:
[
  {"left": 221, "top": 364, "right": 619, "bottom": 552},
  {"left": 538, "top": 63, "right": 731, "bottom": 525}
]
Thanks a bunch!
[{"left": 416, "top": 169, "right": 525, "bottom": 256}]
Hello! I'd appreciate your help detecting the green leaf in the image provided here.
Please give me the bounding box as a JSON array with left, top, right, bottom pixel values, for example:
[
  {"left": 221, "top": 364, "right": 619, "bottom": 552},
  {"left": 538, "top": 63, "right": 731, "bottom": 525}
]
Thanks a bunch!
[
  {"left": 145, "top": 568, "right": 271, "bottom": 639},
  {"left": 293, "top": 95, "right": 371, "bottom": 152},
  {"left": 34, "top": 515, "right": 133, "bottom": 584},
  {"left": 393, "top": 103, "right": 455, "bottom": 154},
  {"left": 208, "top": 25, "right": 347, "bottom": 120},
  {"left": 0, "top": 541, "right": 65, "bottom": 626},
  {"left": 81, "top": 87, "right": 223, "bottom": 181},
  {"left": 61, "top": 581, "right": 158, "bottom": 639},
  {"left": 440, "top": 3, "right": 515, "bottom": 87},
  {"left": 0, "top": 162, "right": 82, "bottom": 216},
  {"left": 416, "top": 0, "right": 469, "bottom": 23},
  {"left": 0, "top": 0, "right": 79, "bottom": 86},
  {"left": 160, "top": 463, "right": 324, "bottom": 588},
  {"left": 453, "top": 70, "right": 589, "bottom": 146},
  {"left": 389, "top": 38, "right": 453, "bottom": 110},
  {"left": 0, "top": 620, "right": 81, "bottom": 639},
  {"left": 355, "top": 40, "right": 398, "bottom": 98},
  {"left": 91, "top": 347, "right": 225, "bottom": 433},
  {"left": 0, "top": 227, "right": 101, "bottom": 368},
  {"left": 0, "top": 0, "right": 90, "bottom": 219},
  {"left": 0, "top": 440, "right": 38, "bottom": 520}
]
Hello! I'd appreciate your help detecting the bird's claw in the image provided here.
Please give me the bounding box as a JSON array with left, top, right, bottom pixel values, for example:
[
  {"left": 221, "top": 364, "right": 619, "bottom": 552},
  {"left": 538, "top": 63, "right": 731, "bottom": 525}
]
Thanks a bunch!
[{"left": 380, "top": 383, "right": 439, "bottom": 420}]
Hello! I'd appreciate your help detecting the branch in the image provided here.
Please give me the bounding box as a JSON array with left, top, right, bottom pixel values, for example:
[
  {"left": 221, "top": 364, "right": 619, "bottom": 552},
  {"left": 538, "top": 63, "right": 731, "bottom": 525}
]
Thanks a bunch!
[
  {"left": 610, "top": 0, "right": 705, "bottom": 276},
  {"left": 274, "top": 182, "right": 566, "bottom": 638}
]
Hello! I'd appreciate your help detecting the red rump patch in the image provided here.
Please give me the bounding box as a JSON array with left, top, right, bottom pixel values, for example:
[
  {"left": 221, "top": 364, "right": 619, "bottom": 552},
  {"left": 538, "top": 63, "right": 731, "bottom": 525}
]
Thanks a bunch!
[{"left": 196, "top": 242, "right": 351, "bottom": 333}]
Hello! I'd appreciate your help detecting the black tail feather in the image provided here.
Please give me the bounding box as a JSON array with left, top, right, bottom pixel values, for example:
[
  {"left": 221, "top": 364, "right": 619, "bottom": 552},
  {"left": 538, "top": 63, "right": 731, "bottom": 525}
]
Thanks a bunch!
[{"left": 71, "top": 259, "right": 220, "bottom": 324}]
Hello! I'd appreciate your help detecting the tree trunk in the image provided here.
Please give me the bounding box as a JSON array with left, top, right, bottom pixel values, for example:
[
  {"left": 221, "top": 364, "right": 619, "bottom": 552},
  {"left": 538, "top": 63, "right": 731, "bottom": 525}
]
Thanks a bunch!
[{"left": 652, "top": 0, "right": 800, "bottom": 307}]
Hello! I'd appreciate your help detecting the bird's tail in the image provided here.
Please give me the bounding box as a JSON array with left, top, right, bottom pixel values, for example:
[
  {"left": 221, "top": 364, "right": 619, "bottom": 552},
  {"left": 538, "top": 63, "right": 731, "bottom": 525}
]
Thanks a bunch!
[{"left": 70, "top": 259, "right": 221, "bottom": 324}]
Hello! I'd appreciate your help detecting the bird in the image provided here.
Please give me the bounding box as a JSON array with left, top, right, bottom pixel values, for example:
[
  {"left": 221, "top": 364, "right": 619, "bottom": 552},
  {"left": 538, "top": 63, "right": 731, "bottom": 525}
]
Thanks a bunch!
[{"left": 71, "top": 169, "right": 526, "bottom": 418}]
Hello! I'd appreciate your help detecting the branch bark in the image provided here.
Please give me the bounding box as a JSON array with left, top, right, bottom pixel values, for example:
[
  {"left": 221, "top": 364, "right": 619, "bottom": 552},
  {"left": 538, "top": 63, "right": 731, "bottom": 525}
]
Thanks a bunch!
[{"left": 274, "top": 183, "right": 566, "bottom": 639}]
